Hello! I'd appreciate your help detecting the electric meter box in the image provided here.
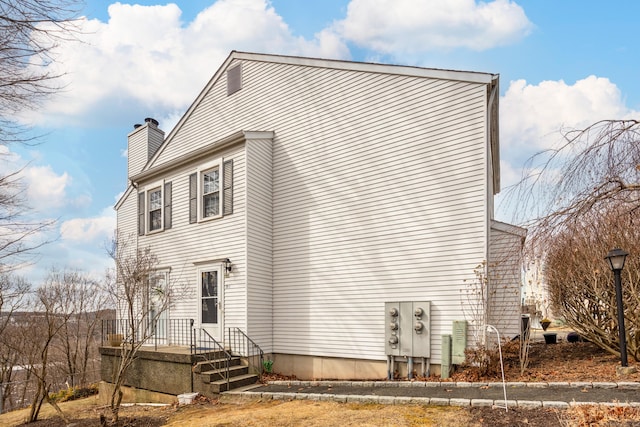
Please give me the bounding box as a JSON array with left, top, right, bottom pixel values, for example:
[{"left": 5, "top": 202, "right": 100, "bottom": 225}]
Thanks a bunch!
[{"left": 384, "top": 301, "right": 431, "bottom": 357}]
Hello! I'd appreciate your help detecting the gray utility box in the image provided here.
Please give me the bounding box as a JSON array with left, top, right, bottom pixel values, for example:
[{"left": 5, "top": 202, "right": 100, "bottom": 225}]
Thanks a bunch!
[{"left": 385, "top": 301, "right": 431, "bottom": 357}]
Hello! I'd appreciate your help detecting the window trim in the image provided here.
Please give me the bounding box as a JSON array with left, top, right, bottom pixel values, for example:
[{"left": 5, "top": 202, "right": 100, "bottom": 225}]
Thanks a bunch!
[
  {"left": 142, "top": 180, "right": 168, "bottom": 234},
  {"left": 189, "top": 158, "right": 233, "bottom": 224},
  {"left": 148, "top": 187, "right": 162, "bottom": 232},
  {"left": 196, "top": 159, "right": 223, "bottom": 223}
]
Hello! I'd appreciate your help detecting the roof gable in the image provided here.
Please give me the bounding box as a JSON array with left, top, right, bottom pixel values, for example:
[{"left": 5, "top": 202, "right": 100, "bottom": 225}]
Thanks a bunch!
[{"left": 131, "top": 51, "right": 500, "bottom": 190}]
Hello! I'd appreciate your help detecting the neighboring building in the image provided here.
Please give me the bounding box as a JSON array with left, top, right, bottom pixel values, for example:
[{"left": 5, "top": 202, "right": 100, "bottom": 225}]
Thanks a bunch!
[
  {"left": 114, "top": 51, "right": 525, "bottom": 380},
  {"left": 522, "top": 256, "right": 550, "bottom": 327}
]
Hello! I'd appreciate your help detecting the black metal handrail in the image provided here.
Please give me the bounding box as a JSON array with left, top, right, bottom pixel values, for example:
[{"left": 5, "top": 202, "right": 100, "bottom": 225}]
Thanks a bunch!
[
  {"left": 191, "top": 328, "right": 232, "bottom": 388},
  {"left": 225, "top": 327, "right": 264, "bottom": 376},
  {"left": 101, "top": 318, "right": 194, "bottom": 350}
]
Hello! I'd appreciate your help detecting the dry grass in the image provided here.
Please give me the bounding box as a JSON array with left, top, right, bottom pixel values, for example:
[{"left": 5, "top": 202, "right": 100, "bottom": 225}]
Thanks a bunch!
[
  {"left": 3, "top": 391, "right": 640, "bottom": 426},
  {"left": 0, "top": 396, "right": 470, "bottom": 427},
  {"left": 165, "top": 399, "right": 469, "bottom": 427},
  {"left": 562, "top": 405, "right": 640, "bottom": 426},
  {"left": 3, "top": 340, "right": 640, "bottom": 426}
]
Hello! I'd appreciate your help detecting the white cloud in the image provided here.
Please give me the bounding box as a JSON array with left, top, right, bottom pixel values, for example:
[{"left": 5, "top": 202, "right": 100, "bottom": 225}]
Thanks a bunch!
[
  {"left": 60, "top": 207, "right": 116, "bottom": 243},
  {"left": 500, "top": 75, "right": 638, "bottom": 154},
  {"left": 21, "top": 165, "right": 70, "bottom": 209},
  {"left": 21, "top": 0, "right": 350, "bottom": 127},
  {"left": 496, "top": 75, "right": 640, "bottom": 222},
  {"left": 335, "top": 0, "right": 532, "bottom": 54}
]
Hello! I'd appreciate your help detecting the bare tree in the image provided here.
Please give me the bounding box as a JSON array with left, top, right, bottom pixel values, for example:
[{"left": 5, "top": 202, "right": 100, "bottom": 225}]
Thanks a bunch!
[
  {"left": 0, "top": 272, "right": 29, "bottom": 337},
  {"left": 11, "top": 278, "right": 74, "bottom": 423},
  {"left": 545, "top": 206, "right": 640, "bottom": 360},
  {"left": 46, "top": 268, "right": 107, "bottom": 388},
  {"left": 0, "top": 167, "right": 55, "bottom": 271},
  {"left": 461, "top": 256, "right": 528, "bottom": 377},
  {"left": 0, "top": 0, "right": 82, "bottom": 271},
  {"left": 104, "top": 234, "right": 174, "bottom": 424},
  {"left": 0, "top": 0, "right": 81, "bottom": 143},
  {"left": 1, "top": 269, "right": 107, "bottom": 415},
  {"left": 506, "top": 119, "right": 640, "bottom": 358},
  {"left": 508, "top": 119, "right": 640, "bottom": 246},
  {"left": 0, "top": 273, "right": 30, "bottom": 412}
]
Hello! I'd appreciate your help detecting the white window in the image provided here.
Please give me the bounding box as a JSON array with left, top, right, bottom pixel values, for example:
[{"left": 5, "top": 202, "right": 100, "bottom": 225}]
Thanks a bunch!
[
  {"left": 202, "top": 167, "right": 220, "bottom": 219},
  {"left": 189, "top": 159, "right": 233, "bottom": 223},
  {"left": 189, "top": 158, "right": 233, "bottom": 224},
  {"left": 138, "top": 181, "right": 172, "bottom": 235},
  {"left": 148, "top": 188, "right": 162, "bottom": 231}
]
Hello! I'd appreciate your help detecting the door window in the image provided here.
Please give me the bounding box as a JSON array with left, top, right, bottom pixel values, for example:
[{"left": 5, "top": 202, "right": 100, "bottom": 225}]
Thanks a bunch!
[{"left": 201, "top": 270, "right": 218, "bottom": 324}]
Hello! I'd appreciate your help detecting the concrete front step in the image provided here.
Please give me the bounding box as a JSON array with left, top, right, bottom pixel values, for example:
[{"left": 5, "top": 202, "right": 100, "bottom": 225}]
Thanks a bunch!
[
  {"left": 194, "top": 356, "right": 242, "bottom": 374},
  {"left": 200, "top": 364, "right": 251, "bottom": 382},
  {"left": 209, "top": 373, "right": 260, "bottom": 393}
]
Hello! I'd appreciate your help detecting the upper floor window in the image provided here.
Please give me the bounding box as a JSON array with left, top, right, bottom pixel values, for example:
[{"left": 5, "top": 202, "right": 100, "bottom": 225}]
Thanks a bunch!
[
  {"left": 148, "top": 188, "right": 162, "bottom": 231},
  {"left": 190, "top": 158, "right": 233, "bottom": 223},
  {"left": 202, "top": 167, "right": 220, "bottom": 218},
  {"left": 138, "top": 181, "right": 172, "bottom": 235}
]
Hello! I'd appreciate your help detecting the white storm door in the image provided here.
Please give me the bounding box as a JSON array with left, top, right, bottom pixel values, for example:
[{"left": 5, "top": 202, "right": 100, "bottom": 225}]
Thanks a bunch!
[
  {"left": 149, "top": 271, "right": 168, "bottom": 343},
  {"left": 200, "top": 267, "right": 223, "bottom": 339}
]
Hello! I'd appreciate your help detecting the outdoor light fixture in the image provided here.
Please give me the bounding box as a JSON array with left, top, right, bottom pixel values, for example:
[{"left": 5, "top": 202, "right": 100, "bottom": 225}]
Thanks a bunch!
[
  {"left": 606, "top": 248, "right": 628, "bottom": 271},
  {"left": 605, "top": 248, "right": 629, "bottom": 367},
  {"left": 224, "top": 258, "right": 232, "bottom": 274}
]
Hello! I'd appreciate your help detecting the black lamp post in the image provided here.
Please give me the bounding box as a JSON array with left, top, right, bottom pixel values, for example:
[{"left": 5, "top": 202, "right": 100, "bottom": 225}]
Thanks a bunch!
[{"left": 605, "top": 248, "right": 629, "bottom": 367}]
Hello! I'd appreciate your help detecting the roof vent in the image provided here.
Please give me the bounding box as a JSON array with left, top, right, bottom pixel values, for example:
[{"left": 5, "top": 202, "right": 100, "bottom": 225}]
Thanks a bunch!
[
  {"left": 133, "top": 123, "right": 142, "bottom": 129},
  {"left": 144, "top": 117, "right": 159, "bottom": 127},
  {"left": 227, "top": 64, "right": 242, "bottom": 96}
]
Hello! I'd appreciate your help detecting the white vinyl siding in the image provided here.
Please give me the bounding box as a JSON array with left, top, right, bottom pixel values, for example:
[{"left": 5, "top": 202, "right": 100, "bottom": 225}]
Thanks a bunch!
[
  {"left": 135, "top": 145, "right": 247, "bottom": 328},
  {"left": 127, "top": 56, "right": 496, "bottom": 364},
  {"left": 114, "top": 189, "right": 138, "bottom": 319},
  {"left": 488, "top": 222, "right": 526, "bottom": 339},
  {"left": 245, "top": 138, "right": 273, "bottom": 352}
]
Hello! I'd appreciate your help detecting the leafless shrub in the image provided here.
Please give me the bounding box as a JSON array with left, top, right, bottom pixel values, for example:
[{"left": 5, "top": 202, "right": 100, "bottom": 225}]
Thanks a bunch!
[
  {"left": 505, "top": 119, "right": 640, "bottom": 360},
  {"left": 507, "top": 119, "right": 640, "bottom": 250},
  {"left": 103, "top": 233, "right": 180, "bottom": 424},
  {"left": 545, "top": 206, "right": 640, "bottom": 361}
]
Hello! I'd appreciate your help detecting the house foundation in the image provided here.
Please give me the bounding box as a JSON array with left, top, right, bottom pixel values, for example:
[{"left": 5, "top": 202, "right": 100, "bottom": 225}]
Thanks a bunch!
[
  {"left": 97, "top": 381, "right": 177, "bottom": 405},
  {"left": 271, "top": 354, "right": 442, "bottom": 380}
]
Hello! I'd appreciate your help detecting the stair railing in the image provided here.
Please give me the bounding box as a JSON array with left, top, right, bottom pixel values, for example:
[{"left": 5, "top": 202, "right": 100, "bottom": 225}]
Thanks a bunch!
[
  {"left": 101, "top": 318, "right": 194, "bottom": 350},
  {"left": 225, "top": 327, "right": 265, "bottom": 376},
  {"left": 191, "top": 328, "right": 232, "bottom": 389}
]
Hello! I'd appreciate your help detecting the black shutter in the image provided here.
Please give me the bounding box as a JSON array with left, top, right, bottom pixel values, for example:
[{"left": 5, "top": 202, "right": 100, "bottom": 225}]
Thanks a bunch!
[
  {"left": 223, "top": 159, "right": 233, "bottom": 215},
  {"left": 138, "top": 192, "right": 145, "bottom": 235},
  {"left": 189, "top": 173, "right": 197, "bottom": 223},
  {"left": 164, "top": 181, "right": 172, "bottom": 229}
]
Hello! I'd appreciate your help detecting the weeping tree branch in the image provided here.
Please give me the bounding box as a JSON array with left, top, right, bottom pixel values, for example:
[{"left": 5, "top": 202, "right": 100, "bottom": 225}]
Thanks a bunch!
[{"left": 505, "top": 119, "right": 640, "bottom": 359}]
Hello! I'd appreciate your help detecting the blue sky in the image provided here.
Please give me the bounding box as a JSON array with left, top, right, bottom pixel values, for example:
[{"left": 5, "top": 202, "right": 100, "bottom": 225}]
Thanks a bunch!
[{"left": 9, "top": 0, "right": 640, "bottom": 282}]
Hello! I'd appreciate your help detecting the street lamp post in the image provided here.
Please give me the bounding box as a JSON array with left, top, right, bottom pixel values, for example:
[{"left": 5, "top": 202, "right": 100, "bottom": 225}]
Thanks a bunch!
[{"left": 605, "top": 248, "right": 629, "bottom": 367}]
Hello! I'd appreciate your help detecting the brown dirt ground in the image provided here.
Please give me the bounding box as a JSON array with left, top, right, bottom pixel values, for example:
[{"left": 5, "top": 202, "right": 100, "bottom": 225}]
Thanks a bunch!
[
  {"left": 451, "top": 338, "right": 640, "bottom": 383},
  {"left": 3, "top": 337, "right": 640, "bottom": 426}
]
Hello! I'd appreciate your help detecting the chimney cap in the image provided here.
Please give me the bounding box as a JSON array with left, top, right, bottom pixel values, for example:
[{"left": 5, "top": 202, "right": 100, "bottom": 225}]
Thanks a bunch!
[
  {"left": 144, "top": 117, "right": 159, "bottom": 127},
  {"left": 133, "top": 123, "right": 142, "bottom": 129}
]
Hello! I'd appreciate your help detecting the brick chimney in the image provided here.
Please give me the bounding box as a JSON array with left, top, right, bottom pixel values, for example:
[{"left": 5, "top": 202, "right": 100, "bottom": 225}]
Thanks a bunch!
[{"left": 128, "top": 117, "right": 164, "bottom": 178}]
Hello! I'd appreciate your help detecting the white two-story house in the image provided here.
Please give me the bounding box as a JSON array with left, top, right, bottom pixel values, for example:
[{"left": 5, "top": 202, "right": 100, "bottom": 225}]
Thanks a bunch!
[{"left": 114, "top": 51, "right": 525, "bottom": 380}]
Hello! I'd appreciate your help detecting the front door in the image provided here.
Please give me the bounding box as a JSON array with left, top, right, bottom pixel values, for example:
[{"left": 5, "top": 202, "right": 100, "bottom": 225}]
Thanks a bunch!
[
  {"left": 148, "top": 271, "right": 168, "bottom": 344},
  {"left": 200, "top": 266, "right": 223, "bottom": 339}
]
